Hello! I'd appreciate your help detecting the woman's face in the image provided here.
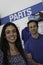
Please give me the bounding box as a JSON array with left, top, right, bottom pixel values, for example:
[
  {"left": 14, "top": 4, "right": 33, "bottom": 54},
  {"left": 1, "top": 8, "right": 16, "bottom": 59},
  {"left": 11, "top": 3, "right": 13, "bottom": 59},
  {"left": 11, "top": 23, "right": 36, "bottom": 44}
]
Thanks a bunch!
[{"left": 5, "top": 25, "right": 17, "bottom": 43}]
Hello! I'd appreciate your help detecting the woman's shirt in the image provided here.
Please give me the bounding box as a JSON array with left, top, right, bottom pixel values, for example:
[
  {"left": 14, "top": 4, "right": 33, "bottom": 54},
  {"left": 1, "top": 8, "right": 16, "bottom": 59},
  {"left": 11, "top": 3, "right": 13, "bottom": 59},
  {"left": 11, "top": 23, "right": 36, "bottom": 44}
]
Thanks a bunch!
[
  {"left": 0, "top": 51, "right": 27, "bottom": 65},
  {"left": 0, "top": 50, "right": 32, "bottom": 65},
  {"left": 8, "top": 54, "right": 26, "bottom": 65}
]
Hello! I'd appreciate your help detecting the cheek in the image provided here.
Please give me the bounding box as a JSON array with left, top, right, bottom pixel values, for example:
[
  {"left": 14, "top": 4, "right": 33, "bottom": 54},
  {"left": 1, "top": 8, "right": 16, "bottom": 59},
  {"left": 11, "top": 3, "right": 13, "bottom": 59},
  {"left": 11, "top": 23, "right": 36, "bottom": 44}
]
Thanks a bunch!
[
  {"left": 14, "top": 33, "right": 17, "bottom": 39},
  {"left": 5, "top": 34, "right": 10, "bottom": 40},
  {"left": 29, "top": 29, "right": 32, "bottom": 32}
]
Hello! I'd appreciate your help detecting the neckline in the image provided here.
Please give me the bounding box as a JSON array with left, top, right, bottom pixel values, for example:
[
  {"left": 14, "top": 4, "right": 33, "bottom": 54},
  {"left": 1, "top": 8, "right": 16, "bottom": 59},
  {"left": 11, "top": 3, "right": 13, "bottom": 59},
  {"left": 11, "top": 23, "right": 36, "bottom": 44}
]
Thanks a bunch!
[{"left": 31, "top": 34, "right": 40, "bottom": 40}]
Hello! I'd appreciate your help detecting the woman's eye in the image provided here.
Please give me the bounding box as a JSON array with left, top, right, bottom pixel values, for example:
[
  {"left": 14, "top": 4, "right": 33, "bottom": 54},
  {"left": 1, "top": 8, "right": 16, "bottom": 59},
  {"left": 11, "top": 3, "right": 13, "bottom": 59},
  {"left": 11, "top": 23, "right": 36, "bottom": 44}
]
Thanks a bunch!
[
  {"left": 6, "top": 31, "right": 10, "bottom": 34},
  {"left": 12, "top": 30, "right": 16, "bottom": 33},
  {"left": 5, "top": 29, "right": 16, "bottom": 34}
]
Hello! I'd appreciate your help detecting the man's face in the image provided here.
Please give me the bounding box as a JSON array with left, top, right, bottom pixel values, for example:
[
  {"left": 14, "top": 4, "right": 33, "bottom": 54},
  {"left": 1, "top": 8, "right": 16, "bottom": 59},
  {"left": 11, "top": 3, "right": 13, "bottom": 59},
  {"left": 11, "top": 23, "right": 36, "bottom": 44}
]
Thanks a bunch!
[{"left": 28, "top": 22, "right": 38, "bottom": 35}]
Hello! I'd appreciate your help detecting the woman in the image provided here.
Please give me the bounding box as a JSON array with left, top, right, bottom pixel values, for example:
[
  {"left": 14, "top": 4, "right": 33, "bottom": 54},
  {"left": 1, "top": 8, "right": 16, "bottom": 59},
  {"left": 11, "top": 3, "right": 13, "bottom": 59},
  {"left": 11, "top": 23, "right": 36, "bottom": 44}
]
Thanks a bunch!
[{"left": 1, "top": 22, "right": 29, "bottom": 65}]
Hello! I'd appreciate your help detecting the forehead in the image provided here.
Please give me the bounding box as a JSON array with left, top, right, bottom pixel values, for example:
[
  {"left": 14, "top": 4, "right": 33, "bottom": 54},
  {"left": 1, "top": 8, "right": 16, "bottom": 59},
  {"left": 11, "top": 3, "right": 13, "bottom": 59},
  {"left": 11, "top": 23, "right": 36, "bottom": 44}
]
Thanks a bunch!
[
  {"left": 5, "top": 25, "right": 16, "bottom": 31},
  {"left": 29, "top": 22, "right": 36, "bottom": 26}
]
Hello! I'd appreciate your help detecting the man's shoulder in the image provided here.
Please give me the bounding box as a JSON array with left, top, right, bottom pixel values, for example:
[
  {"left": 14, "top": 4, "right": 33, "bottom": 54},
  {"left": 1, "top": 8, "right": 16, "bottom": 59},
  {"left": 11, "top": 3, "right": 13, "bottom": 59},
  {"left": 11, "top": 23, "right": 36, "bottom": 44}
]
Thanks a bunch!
[
  {"left": 39, "top": 34, "right": 43, "bottom": 37},
  {"left": 39, "top": 34, "right": 43, "bottom": 41}
]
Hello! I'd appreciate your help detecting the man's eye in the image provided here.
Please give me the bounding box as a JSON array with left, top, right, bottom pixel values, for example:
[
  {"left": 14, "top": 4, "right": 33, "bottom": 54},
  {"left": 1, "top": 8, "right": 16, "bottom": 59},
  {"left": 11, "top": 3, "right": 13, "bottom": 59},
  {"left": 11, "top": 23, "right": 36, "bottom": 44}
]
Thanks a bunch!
[
  {"left": 29, "top": 27, "right": 32, "bottom": 28},
  {"left": 33, "top": 25, "right": 36, "bottom": 28}
]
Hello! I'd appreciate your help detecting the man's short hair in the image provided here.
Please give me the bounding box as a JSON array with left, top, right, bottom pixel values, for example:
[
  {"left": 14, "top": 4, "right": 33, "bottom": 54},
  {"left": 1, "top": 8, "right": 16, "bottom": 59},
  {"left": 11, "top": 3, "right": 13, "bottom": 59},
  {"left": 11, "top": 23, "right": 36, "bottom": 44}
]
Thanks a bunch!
[{"left": 27, "top": 20, "right": 38, "bottom": 27}]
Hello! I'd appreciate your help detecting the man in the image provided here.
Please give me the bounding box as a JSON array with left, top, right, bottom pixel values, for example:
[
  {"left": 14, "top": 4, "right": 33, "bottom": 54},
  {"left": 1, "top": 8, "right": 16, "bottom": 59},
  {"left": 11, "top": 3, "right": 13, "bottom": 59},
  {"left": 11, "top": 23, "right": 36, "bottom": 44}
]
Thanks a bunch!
[{"left": 24, "top": 20, "right": 43, "bottom": 65}]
